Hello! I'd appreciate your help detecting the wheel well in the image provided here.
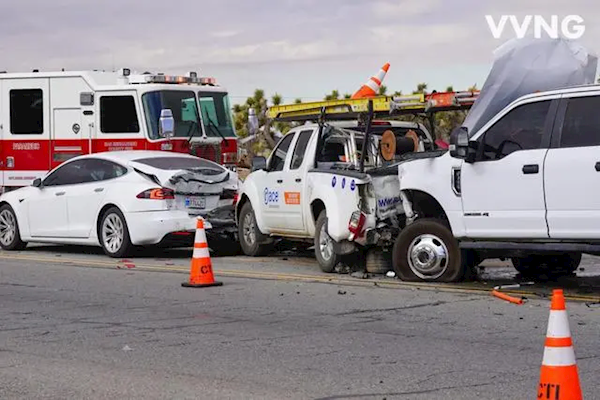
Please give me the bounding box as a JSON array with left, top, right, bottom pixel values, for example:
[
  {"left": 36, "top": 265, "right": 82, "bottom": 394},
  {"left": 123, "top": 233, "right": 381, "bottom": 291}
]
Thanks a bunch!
[
  {"left": 236, "top": 194, "right": 250, "bottom": 224},
  {"left": 96, "top": 204, "right": 119, "bottom": 239},
  {"left": 311, "top": 199, "right": 325, "bottom": 222},
  {"left": 408, "top": 190, "right": 449, "bottom": 225}
]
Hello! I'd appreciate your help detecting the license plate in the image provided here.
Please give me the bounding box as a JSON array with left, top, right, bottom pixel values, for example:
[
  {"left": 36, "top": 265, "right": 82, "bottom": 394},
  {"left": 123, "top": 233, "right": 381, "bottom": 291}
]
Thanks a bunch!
[{"left": 185, "top": 197, "right": 206, "bottom": 209}]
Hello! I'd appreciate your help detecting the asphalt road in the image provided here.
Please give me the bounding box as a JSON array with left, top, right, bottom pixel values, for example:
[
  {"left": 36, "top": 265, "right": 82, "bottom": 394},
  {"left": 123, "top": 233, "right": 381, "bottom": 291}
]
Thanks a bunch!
[{"left": 2, "top": 254, "right": 600, "bottom": 399}]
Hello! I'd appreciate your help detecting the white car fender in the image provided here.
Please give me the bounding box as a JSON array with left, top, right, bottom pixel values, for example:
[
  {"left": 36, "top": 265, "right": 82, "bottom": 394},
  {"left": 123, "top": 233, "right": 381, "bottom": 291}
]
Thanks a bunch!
[
  {"left": 237, "top": 170, "right": 270, "bottom": 233},
  {"left": 0, "top": 188, "right": 35, "bottom": 239},
  {"left": 307, "top": 172, "right": 368, "bottom": 242},
  {"left": 397, "top": 152, "right": 467, "bottom": 237}
]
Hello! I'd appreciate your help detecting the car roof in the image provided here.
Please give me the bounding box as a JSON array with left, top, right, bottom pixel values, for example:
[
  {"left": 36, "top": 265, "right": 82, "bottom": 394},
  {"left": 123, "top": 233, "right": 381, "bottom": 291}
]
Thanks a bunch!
[{"left": 65, "top": 150, "right": 200, "bottom": 165}]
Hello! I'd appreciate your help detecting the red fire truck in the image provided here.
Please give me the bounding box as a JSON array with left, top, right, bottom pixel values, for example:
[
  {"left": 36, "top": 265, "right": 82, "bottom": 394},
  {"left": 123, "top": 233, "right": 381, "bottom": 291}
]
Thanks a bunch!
[{"left": 0, "top": 68, "right": 238, "bottom": 193}]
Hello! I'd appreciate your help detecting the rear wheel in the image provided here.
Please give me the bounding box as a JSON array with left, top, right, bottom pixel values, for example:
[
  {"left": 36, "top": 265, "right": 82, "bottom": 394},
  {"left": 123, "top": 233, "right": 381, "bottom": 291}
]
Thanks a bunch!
[
  {"left": 0, "top": 204, "right": 27, "bottom": 251},
  {"left": 238, "top": 202, "right": 270, "bottom": 256},
  {"left": 99, "top": 207, "right": 133, "bottom": 258},
  {"left": 392, "top": 218, "right": 464, "bottom": 282},
  {"left": 511, "top": 252, "right": 581, "bottom": 278},
  {"left": 314, "top": 210, "right": 342, "bottom": 273}
]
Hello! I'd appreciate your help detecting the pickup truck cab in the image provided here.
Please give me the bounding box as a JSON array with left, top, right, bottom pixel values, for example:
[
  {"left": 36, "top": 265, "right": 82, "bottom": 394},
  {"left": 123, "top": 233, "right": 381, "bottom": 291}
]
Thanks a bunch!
[
  {"left": 236, "top": 120, "right": 434, "bottom": 271},
  {"left": 391, "top": 84, "right": 600, "bottom": 282}
]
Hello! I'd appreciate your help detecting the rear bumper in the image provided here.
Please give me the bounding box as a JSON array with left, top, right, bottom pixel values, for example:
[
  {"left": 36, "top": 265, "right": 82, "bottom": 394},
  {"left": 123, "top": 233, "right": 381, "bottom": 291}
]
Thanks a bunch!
[{"left": 125, "top": 207, "right": 237, "bottom": 246}]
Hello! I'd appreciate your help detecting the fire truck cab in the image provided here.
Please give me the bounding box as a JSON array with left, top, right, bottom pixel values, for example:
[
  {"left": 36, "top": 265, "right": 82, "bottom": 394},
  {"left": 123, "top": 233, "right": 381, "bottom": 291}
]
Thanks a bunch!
[{"left": 0, "top": 68, "right": 238, "bottom": 193}]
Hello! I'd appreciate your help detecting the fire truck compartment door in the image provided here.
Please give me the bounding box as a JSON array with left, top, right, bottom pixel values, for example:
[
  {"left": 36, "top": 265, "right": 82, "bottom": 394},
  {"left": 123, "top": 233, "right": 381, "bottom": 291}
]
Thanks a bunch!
[
  {"left": 52, "top": 108, "right": 84, "bottom": 166},
  {"left": 27, "top": 187, "right": 70, "bottom": 238}
]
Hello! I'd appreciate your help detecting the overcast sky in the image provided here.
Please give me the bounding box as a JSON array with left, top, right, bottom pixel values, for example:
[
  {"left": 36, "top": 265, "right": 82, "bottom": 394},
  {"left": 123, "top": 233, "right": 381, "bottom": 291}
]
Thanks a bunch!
[{"left": 1, "top": 0, "right": 598, "bottom": 105}]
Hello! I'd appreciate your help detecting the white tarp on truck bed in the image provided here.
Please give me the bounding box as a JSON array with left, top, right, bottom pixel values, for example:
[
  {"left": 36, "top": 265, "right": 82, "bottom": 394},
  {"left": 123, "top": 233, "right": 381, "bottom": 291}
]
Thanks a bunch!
[{"left": 462, "top": 37, "right": 598, "bottom": 136}]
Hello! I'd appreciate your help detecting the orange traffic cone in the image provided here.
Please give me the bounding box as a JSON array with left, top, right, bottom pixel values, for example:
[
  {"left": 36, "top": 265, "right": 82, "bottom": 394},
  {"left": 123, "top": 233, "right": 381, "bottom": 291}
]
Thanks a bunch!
[
  {"left": 537, "top": 289, "right": 582, "bottom": 399},
  {"left": 181, "top": 217, "right": 223, "bottom": 288},
  {"left": 351, "top": 62, "right": 390, "bottom": 99}
]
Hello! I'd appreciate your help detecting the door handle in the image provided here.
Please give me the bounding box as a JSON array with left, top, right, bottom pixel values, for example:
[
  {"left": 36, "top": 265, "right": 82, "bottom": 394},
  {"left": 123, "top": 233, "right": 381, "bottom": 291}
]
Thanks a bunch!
[
  {"left": 295, "top": 178, "right": 302, "bottom": 183},
  {"left": 522, "top": 164, "right": 539, "bottom": 174},
  {"left": 277, "top": 179, "right": 283, "bottom": 183},
  {"left": 595, "top": 162, "right": 600, "bottom": 172},
  {"left": 55, "top": 191, "right": 65, "bottom": 196},
  {"left": 94, "top": 188, "right": 104, "bottom": 192}
]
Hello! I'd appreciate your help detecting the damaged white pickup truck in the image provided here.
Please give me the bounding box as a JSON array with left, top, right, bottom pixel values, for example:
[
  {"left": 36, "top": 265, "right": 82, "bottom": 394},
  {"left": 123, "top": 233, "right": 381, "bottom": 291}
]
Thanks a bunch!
[{"left": 236, "top": 116, "right": 438, "bottom": 272}]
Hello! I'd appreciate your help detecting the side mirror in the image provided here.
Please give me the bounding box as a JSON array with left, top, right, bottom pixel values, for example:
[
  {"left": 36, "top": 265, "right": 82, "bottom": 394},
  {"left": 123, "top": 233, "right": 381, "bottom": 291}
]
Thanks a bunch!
[
  {"left": 159, "top": 109, "right": 175, "bottom": 139},
  {"left": 32, "top": 178, "right": 42, "bottom": 188},
  {"left": 251, "top": 156, "right": 267, "bottom": 172},
  {"left": 449, "top": 127, "right": 469, "bottom": 159}
]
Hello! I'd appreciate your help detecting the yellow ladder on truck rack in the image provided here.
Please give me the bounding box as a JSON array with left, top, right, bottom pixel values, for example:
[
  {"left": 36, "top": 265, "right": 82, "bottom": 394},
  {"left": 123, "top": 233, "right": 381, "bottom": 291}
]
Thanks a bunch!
[{"left": 268, "top": 91, "right": 479, "bottom": 122}]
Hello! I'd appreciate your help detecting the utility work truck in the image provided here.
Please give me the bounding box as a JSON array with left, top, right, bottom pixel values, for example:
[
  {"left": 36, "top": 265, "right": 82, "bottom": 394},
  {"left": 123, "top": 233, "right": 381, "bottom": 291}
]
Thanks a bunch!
[
  {"left": 235, "top": 91, "right": 479, "bottom": 273},
  {"left": 0, "top": 68, "right": 238, "bottom": 193}
]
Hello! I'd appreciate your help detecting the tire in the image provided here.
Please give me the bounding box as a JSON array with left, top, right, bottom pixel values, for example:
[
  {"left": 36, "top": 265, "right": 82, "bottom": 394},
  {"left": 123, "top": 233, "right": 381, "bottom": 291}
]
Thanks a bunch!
[
  {"left": 392, "top": 218, "right": 464, "bottom": 282},
  {"left": 0, "top": 204, "right": 27, "bottom": 251},
  {"left": 511, "top": 252, "right": 581, "bottom": 278},
  {"left": 98, "top": 207, "right": 133, "bottom": 258},
  {"left": 314, "top": 210, "right": 342, "bottom": 273},
  {"left": 238, "top": 202, "right": 270, "bottom": 256}
]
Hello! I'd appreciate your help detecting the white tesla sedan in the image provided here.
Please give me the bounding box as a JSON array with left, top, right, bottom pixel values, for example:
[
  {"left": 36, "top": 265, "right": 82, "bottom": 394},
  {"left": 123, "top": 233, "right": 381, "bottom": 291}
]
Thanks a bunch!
[{"left": 0, "top": 151, "right": 239, "bottom": 257}]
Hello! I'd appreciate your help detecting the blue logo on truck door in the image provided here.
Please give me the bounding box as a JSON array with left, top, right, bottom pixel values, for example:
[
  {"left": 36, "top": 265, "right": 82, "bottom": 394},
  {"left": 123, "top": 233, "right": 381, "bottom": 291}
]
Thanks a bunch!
[{"left": 264, "top": 188, "right": 280, "bottom": 205}]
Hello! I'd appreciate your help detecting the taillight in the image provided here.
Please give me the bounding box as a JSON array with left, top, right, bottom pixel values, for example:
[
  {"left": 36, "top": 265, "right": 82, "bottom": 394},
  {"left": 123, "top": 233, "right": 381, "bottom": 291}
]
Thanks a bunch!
[
  {"left": 136, "top": 188, "right": 175, "bottom": 200},
  {"left": 348, "top": 211, "right": 366, "bottom": 236},
  {"left": 220, "top": 188, "right": 239, "bottom": 205}
]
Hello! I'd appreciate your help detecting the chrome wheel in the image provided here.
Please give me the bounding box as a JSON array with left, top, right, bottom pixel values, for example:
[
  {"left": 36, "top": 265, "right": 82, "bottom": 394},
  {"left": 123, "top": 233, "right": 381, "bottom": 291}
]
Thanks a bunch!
[
  {"left": 102, "top": 214, "right": 124, "bottom": 254},
  {"left": 0, "top": 209, "right": 16, "bottom": 247},
  {"left": 407, "top": 234, "right": 449, "bottom": 280},
  {"left": 242, "top": 212, "right": 256, "bottom": 246},
  {"left": 319, "top": 223, "right": 333, "bottom": 261}
]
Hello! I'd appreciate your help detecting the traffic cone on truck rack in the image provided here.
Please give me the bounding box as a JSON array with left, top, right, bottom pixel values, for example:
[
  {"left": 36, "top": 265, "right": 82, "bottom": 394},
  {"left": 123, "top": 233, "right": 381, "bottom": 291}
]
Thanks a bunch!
[
  {"left": 182, "top": 217, "right": 223, "bottom": 288},
  {"left": 351, "top": 62, "right": 390, "bottom": 99},
  {"left": 537, "top": 289, "right": 582, "bottom": 399}
]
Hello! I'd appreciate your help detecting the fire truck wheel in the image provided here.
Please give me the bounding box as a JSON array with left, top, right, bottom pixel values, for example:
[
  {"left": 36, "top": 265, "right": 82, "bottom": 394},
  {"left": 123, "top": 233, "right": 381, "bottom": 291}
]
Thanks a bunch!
[
  {"left": 314, "top": 210, "right": 342, "bottom": 273},
  {"left": 99, "top": 207, "right": 133, "bottom": 258},
  {"left": 238, "top": 202, "right": 270, "bottom": 256},
  {"left": 0, "top": 204, "right": 27, "bottom": 251}
]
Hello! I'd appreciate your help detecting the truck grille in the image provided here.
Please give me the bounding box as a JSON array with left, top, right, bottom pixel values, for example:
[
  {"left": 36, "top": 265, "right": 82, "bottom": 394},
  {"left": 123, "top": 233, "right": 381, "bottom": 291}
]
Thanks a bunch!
[{"left": 190, "top": 142, "right": 222, "bottom": 164}]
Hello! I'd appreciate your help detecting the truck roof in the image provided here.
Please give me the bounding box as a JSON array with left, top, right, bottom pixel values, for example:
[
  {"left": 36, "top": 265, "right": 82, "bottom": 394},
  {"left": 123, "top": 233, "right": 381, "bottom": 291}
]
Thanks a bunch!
[
  {"left": 0, "top": 69, "right": 228, "bottom": 92},
  {"left": 514, "top": 82, "right": 600, "bottom": 101}
]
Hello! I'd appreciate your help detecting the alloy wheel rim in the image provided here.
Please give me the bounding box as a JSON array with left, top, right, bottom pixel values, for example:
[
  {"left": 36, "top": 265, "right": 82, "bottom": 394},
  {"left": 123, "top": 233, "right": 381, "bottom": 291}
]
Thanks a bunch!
[
  {"left": 102, "top": 214, "right": 124, "bottom": 253},
  {"left": 407, "top": 234, "right": 449, "bottom": 280},
  {"left": 0, "top": 210, "right": 16, "bottom": 246}
]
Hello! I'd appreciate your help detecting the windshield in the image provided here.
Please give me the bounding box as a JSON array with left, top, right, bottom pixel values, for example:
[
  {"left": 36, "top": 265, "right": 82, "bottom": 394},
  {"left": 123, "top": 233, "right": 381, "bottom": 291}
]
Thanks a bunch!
[
  {"left": 133, "top": 156, "right": 225, "bottom": 175},
  {"left": 142, "top": 90, "right": 202, "bottom": 140},
  {"left": 198, "top": 91, "right": 236, "bottom": 138}
]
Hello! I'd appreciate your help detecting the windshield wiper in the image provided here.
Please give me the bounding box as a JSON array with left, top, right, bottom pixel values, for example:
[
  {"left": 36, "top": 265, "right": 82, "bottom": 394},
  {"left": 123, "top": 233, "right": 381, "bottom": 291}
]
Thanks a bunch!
[
  {"left": 206, "top": 116, "right": 227, "bottom": 144},
  {"left": 186, "top": 121, "right": 201, "bottom": 143}
]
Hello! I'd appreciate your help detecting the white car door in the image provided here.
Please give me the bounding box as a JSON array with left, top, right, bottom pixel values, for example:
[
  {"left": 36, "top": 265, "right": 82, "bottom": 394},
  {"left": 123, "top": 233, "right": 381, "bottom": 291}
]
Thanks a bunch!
[
  {"left": 259, "top": 132, "right": 295, "bottom": 232},
  {"left": 460, "top": 98, "right": 556, "bottom": 238},
  {"left": 544, "top": 92, "right": 600, "bottom": 238},
  {"left": 27, "top": 162, "right": 80, "bottom": 237},
  {"left": 280, "top": 128, "right": 314, "bottom": 233},
  {"left": 66, "top": 158, "right": 126, "bottom": 238}
]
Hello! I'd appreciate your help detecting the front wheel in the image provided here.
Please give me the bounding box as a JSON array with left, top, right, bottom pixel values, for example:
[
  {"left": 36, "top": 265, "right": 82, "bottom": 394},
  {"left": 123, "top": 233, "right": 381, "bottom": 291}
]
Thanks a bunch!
[
  {"left": 99, "top": 207, "right": 133, "bottom": 258},
  {"left": 0, "top": 204, "right": 27, "bottom": 251},
  {"left": 314, "top": 210, "right": 342, "bottom": 273},
  {"left": 238, "top": 202, "right": 270, "bottom": 256},
  {"left": 392, "top": 218, "right": 464, "bottom": 282}
]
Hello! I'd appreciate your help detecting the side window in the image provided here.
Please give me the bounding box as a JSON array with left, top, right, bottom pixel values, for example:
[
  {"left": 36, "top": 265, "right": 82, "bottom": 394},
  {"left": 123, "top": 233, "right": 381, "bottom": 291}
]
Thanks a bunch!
[
  {"left": 81, "top": 159, "right": 129, "bottom": 181},
  {"left": 43, "top": 160, "right": 90, "bottom": 186},
  {"left": 10, "top": 89, "right": 43, "bottom": 134},
  {"left": 268, "top": 133, "right": 294, "bottom": 172},
  {"left": 559, "top": 96, "right": 600, "bottom": 148},
  {"left": 290, "top": 130, "right": 313, "bottom": 170},
  {"left": 100, "top": 96, "right": 140, "bottom": 133},
  {"left": 479, "top": 100, "right": 551, "bottom": 161}
]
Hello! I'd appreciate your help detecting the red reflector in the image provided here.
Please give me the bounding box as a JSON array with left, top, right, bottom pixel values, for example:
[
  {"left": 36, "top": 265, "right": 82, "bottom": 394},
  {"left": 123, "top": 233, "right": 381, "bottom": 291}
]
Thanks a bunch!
[
  {"left": 172, "top": 231, "right": 192, "bottom": 236},
  {"left": 371, "top": 120, "right": 391, "bottom": 126}
]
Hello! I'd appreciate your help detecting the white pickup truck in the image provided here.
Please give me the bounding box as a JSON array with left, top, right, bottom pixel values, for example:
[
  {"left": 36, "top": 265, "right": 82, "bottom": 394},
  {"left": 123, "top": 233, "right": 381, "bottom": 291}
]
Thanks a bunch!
[
  {"left": 235, "top": 119, "right": 436, "bottom": 271},
  {"left": 390, "top": 84, "right": 600, "bottom": 282}
]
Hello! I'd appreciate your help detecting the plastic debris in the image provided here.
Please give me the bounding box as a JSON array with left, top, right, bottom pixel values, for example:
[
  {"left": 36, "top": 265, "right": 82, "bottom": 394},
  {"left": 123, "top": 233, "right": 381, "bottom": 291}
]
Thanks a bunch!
[{"left": 386, "top": 271, "right": 396, "bottom": 278}]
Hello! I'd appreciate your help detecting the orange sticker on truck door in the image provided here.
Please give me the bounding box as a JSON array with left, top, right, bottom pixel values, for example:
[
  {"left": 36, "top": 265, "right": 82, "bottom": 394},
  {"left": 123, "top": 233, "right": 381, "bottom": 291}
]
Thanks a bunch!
[{"left": 284, "top": 192, "right": 301, "bottom": 205}]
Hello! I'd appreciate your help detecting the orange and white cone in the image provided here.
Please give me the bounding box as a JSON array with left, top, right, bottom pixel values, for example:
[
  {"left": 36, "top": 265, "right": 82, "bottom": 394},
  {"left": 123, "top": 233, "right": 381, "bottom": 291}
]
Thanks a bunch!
[
  {"left": 181, "top": 217, "right": 223, "bottom": 288},
  {"left": 351, "top": 62, "right": 390, "bottom": 99},
  {"left": 537, "top": 289, "right": 582, "bottom": 399}
]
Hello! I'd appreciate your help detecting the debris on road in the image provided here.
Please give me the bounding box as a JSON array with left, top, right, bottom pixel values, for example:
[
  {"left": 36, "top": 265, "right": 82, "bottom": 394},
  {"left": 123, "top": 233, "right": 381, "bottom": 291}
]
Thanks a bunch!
[
  {"left": 386, "top": 271, "right": 396, "bottom": 278},
  {"left": 351, "top": 271, "right": 369, "bottom": 279},
  {"left": 338, "top": 290, "right": 347, "bottom": 295}
]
